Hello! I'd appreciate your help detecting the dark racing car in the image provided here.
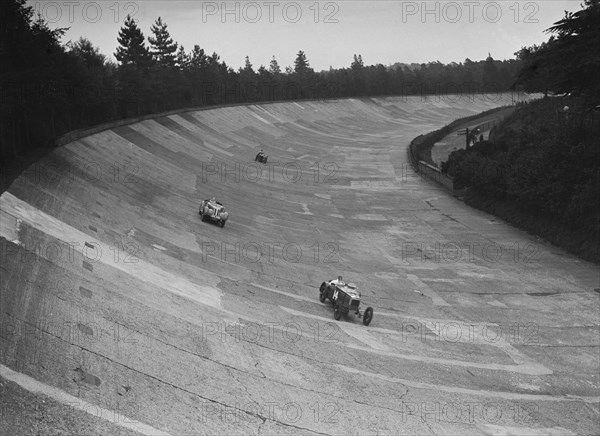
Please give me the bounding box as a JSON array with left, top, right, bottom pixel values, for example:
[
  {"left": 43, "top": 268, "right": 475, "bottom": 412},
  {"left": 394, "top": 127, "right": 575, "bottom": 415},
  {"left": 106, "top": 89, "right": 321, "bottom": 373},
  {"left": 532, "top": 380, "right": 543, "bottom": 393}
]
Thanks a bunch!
[
  {"left": 255, "top": 150, "right": 268, "bottom": 163},
  {"left": 319, "top": 276, "right": 373, "bottom": 326}
]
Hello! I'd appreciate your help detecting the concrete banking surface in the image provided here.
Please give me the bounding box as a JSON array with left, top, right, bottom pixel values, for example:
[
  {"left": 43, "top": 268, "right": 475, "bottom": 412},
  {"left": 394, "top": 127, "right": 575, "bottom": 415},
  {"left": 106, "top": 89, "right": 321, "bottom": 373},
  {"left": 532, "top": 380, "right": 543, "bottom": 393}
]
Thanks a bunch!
[{"left": 1, "top": 95, "right": 598, "bottom": 435}]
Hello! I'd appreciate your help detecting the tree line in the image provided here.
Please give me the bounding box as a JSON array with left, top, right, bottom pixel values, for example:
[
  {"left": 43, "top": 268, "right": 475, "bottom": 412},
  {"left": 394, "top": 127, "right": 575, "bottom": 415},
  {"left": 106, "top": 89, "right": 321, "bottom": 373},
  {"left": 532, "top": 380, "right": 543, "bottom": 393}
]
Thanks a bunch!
[{"left": 2, "top": 0, "right": 521, "bottom": 163}]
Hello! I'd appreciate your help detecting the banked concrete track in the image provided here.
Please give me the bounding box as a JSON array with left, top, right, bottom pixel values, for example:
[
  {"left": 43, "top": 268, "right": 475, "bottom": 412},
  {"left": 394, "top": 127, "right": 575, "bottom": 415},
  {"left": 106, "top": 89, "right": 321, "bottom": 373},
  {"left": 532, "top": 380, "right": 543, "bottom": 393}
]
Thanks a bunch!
[{"left": 1, "top": 96, "right": 599, "bottom": 435}]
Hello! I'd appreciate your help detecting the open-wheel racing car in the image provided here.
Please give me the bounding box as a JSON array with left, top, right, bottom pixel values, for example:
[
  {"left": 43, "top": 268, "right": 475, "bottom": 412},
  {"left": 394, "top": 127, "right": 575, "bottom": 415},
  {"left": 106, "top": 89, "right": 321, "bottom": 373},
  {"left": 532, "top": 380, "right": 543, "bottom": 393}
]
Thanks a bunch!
[
  {"left": 199, "top": 198, "right": 229, "bottom": 227},
  {"left": 255, "top": 150, "right": 268, "bottom": 163},
  {"left": 319, "top": 277, "right": 373, "bottom": 325}
]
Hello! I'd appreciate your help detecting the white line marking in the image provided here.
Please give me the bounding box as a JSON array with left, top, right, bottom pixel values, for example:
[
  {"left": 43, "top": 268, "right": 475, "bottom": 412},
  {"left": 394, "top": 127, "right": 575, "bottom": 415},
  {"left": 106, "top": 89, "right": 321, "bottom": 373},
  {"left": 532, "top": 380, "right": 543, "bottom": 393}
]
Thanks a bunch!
[
  {"left": 336, "top": 364, "right": 599, "bottom": 404},
  {"left": 0, "top": 364, "right": 172, "bottom": 435},
  {"left": 478, "top": 424, "right": 577, "bottom": 435}
]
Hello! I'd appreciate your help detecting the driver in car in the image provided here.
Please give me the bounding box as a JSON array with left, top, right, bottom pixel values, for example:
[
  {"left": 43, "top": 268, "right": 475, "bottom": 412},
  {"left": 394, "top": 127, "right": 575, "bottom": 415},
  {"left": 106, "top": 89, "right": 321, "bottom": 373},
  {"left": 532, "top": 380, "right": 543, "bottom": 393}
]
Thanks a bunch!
[{"left": 331, "top": 275, "right": 344, "bottom": 286}]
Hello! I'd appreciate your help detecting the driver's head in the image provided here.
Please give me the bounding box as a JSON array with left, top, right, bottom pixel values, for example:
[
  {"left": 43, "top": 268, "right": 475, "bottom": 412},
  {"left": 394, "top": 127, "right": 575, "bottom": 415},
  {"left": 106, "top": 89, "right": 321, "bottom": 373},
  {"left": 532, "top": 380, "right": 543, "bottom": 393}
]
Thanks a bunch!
[{"left": 338, "top": 275, "right": 343, "bottom": 281}]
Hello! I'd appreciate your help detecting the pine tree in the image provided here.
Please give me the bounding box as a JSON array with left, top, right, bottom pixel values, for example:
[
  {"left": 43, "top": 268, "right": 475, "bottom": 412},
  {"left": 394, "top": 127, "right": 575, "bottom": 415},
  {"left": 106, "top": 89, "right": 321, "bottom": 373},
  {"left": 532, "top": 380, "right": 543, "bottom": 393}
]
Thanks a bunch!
[
  {"left": 350, "top": 54, "right": 366, "bottom": 95},
  {"left": 483, "top": 54, "right": 501, "bottom": 91},
  {"left": 175, "top": 45, "right": 190, "bottom": 70},
  {"left": 114, "top": 15, "right": 150, "bottom": 69},
  {"left": 269, "top": 56, "right": 281, "bottom": 75},
  {"left": 148, "top": 17, "right": 178, "bottom": 68},
  {"left": 190, "top": 45, "right": 208, "bottom": 70},
  {"left": 351, "top": 54, "right": 364, "bottom": 70},
  {"left": 257, "top": 65, "right": 270, "bottom": 78},
  {"left": 239, "top": 55, "right": 256, "bottom": 83},
  {"left": 516, "top": 0, "right": 600, "bottom": 99},
  {"left": 242, "top": 55, "right": 254, "bottom": 73},
  {"left": 294, "top": 50, "right": 312, "bottom": 75}
]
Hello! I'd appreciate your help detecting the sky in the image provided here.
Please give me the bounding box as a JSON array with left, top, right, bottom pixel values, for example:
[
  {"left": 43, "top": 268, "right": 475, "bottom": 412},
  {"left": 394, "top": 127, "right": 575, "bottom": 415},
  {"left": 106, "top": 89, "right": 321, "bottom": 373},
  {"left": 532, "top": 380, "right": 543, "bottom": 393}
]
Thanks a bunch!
[{"left": 27, "top": 1, "right": 583, "bottom": 71}]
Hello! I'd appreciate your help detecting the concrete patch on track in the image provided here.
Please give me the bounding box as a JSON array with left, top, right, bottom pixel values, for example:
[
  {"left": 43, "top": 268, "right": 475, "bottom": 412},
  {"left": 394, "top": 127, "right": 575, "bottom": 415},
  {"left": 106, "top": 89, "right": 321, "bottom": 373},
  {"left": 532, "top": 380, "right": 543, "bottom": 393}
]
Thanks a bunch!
[
  {"left": 294, "top": 203, "right": 313, "bottom": 215},
  {"left": 407, "top": 274, "right": 451, "bottom": 306},
  {"left": 374, "top": 271, "right": 402, "bottom": 280},
  {"left": 350, "top": 180, "right": 398, "bottom": 189},
  {"left": 353, "top": 214, "right": 388, "bottom": 221}
]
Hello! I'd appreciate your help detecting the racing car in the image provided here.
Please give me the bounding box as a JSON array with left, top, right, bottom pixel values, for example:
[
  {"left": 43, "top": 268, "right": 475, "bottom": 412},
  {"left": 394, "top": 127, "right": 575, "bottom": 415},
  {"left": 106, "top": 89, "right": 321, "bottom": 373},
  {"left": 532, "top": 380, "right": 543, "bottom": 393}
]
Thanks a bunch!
[
  {"left": 319, "top": 277, "right": 373, "bottom": 326},
  {"left": 199, "top": 198, "right": 229, "bottom": 227},
  {"left": 255, "top": 150, "right": 268, "bottom": 163}
]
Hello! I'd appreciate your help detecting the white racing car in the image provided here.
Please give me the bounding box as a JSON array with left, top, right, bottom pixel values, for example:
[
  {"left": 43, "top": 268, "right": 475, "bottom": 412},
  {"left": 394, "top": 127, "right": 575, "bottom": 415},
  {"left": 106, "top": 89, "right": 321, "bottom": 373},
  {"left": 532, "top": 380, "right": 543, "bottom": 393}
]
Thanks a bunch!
[
  {"left": 199, "top": 198, "right": 229, "bottom": 227},
  {"left": 319, "top": 277, "right": 373, "bottom": 325}
]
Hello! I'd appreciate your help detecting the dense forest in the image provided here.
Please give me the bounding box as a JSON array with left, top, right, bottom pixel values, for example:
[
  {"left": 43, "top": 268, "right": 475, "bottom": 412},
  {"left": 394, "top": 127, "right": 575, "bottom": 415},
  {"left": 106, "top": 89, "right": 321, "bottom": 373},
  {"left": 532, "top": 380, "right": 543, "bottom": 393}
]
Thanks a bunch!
[
  {"left": 1, "top": 0, "right": 521, "bottom": 163},
  {"left": 442, "top": 0, "right": 600, "bottom": 262}
]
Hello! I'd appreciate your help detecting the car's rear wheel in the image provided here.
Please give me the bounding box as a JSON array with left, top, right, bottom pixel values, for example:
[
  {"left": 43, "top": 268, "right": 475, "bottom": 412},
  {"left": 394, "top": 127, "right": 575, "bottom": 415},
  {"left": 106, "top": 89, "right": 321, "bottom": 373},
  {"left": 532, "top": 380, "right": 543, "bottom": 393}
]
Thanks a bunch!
[
  {"left": 334, "top": 304, "right": 342, "bottom": 320},
  {"left": 363, "top": 307, "right": 373, "bottom": 326}
]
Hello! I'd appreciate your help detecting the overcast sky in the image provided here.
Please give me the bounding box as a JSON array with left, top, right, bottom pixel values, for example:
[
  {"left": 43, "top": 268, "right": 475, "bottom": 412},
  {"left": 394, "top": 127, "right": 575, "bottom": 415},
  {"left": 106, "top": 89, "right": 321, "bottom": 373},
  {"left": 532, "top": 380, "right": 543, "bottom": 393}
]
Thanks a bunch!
[{"left": 28, "top": 1, "right": 582, "bottom": 71}]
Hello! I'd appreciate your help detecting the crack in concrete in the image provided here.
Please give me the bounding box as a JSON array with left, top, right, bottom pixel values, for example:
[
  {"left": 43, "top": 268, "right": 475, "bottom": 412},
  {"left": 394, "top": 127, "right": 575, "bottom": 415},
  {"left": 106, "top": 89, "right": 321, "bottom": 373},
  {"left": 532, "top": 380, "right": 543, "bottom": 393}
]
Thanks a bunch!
[
  {"left": 229, "top": 369, "right": 267, "bottom": 425},
  {"left": 231, "top": 341, "right": 419, "bottom": 416},
  {"left": 423, "top": 418, "right": 439, "bottom": 435},
  {"left": 254, "top": 361, "right": 267, "bottom": 379},
  {"left": 399, "top": 386, "right": 410, "bottom": 401},
  {"left": 217, "top": 368, "right": 333, "bottom": 435}
]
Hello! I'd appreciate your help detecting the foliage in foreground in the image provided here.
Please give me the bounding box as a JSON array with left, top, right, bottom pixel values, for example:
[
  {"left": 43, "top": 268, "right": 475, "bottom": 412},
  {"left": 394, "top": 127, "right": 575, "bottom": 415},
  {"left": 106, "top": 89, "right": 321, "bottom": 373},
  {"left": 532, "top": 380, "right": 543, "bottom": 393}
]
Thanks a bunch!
[{"left": 443, "top": 96, "right": 599, "bottom": 262}]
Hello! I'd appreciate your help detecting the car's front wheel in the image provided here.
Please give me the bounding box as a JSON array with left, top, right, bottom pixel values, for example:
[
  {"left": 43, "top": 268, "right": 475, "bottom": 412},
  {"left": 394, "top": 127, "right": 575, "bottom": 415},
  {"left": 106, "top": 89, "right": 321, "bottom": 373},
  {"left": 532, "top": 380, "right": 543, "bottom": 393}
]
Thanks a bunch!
[
  {"left": 363, "top": 307, "right": 373, "bottom": 326},
  {"left": 319, "top": 283, "right": 328, "bottom": 302},
  {"left": 334, "top": 304, "right": 342, "bottom": 320}
]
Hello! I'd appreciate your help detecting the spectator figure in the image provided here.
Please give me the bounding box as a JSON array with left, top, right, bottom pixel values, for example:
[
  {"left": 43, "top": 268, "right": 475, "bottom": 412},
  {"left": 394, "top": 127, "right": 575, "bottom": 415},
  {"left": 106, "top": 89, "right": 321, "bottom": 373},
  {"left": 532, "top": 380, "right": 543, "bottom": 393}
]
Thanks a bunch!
[{"left": 469, "top": 132, "right": 476, "bottom": 147}]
